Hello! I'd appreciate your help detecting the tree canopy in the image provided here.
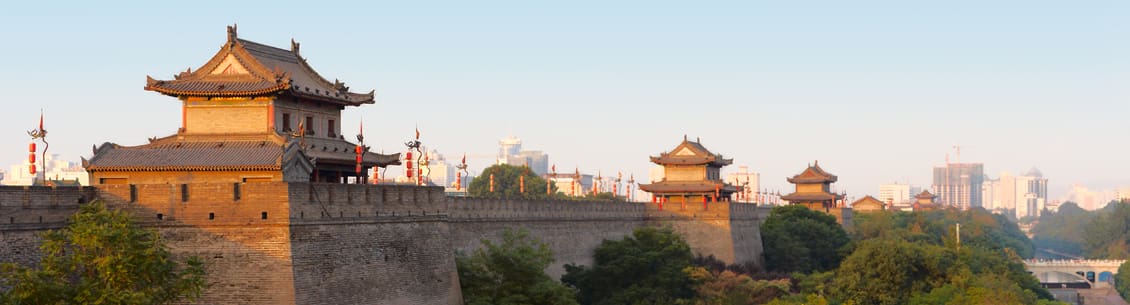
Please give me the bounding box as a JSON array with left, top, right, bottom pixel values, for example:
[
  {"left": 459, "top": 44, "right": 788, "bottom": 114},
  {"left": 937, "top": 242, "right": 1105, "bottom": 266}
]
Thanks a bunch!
[
  {"left": 829, "top": 208, "right": 1053, "bottom": 305},
  {"left": 562, "top": 226, "right": 696, "bottom": 305},
  {"left": 456, "top": 229, "right": 577, "bottom": 305},
  {"left": 760, "top": 205, "right": 850, "bottom": 273},
  {"left": 1117, "top": 260, "right": 1130, "bottom": 301},
  {"left": 0, "top": 201, "right": 205, "bottom": 305},
  {"left": 468, "top": 164, "right": 559, "bottom": 199},
  {"left": 1030, "top": 202, "right": 1091, "bottom": 257},
  {"left": 1028, "top": 200, "right": 1130, "bottom": 259}
]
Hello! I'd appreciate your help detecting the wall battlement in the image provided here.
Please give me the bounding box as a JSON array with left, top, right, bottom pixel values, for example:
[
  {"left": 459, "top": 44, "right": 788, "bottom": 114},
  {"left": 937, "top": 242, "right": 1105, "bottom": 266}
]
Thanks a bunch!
[{"left": 0, "top": 186, "right": 95, "bottom": 229}]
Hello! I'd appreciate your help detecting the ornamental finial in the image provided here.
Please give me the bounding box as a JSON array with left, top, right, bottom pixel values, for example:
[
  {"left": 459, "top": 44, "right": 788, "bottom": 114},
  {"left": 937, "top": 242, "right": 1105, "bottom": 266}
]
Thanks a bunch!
[{"left": 227, "top": 24, "right": 238, "bottom": 42}]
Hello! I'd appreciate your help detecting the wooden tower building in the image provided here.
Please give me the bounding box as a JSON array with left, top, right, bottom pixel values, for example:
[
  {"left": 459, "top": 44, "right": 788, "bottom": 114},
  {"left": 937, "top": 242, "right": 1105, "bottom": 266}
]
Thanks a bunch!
[
  {"left": 914, "top": 190, "right": 941, "bottom": 211},
  {"left": 639, "top": 137, "right": 737, "bottom": 204},
  {"left": 781, "top": 161, "right": 843, "bottom": 212},
  {"left": 85, "top": 25, "right": 399, "bottom": 185}
]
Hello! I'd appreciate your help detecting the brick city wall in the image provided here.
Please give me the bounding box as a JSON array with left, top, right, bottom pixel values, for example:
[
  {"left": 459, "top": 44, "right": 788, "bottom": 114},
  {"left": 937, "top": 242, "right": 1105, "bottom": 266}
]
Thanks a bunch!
[
  {"left": 285, "top": 183, "right": 460, "bottom": 305},
  {"left": 446, "top": 197, "right": 769, "bottom": 278},
  {"left": 0, "top": 184, "right": 769, "bottom": 305}
]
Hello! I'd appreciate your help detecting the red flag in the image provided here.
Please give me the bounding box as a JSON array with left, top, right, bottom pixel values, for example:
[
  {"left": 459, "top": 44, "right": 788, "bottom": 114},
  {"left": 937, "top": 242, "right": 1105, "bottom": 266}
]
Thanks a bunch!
[
  {"left": 38, "top": 110, "right": 44, "bottom": 131},
  {"left": 359, "top": 120, "right": 364, "bottom": 137},
  {"left": 415, "top": 127, "right": 420, "bottom": 140},
  {"left": 461, "top": 154, "right": 466, "bottom": 165}
]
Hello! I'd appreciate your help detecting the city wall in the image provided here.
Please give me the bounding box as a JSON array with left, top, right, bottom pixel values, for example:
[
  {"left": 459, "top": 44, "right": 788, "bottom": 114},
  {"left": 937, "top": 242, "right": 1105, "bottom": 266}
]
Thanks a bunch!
[{"left": 0, "top": 184, "right": 771, "bottom": 305}]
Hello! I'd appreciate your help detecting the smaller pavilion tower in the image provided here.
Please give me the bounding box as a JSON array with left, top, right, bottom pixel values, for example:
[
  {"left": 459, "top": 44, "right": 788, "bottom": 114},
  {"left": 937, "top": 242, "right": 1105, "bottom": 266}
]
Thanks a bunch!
[
  {"left": 914, "top": 190, "right": 940, "bottom": 211},
  {"left": 639, "top": 136, "right": 737, "bottom": 204},
  {"left": 781, "top": 161, "right": 843, "bottom": 212}
]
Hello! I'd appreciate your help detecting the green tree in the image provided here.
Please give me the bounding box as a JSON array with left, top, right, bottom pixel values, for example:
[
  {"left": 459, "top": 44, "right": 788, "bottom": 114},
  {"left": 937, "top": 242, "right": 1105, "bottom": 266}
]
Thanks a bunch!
[
  {"left": 832, "top": 212, "right": 1053, "bottom": 305},
  {"left": 1117, "top": 260, "right": 1130, "bottom": 301},
  {"left": 1084, "top": 201, "right": 1130, "bottom": 258},
  {"left": 562, "top": 226, "right": 696, "bottom": 305},
  {"left": 832, "top": 238, "right": 945, "bottom": 305},
  {"left": 0, "top": 201, "right": 205, "bottom": 305},
  {"left": 456, "top": 229, "right": 577, "bottom": 305},
  {"left": 684, "top": 267, "right": 790, "bottom": 305},
  {"left": 469, "top": 164, "right": 559, "bottom": 199},
  {"left": 760, "top": 205, "right": 850, "bottom": 273}
]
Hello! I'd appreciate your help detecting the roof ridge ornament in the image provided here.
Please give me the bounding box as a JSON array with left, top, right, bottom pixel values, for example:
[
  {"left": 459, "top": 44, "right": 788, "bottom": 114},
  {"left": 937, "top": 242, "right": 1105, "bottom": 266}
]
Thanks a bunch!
[
  {"left": 291, "top": 38, "right": 300, "bottom": 55},
  {"left": 227, "top": 24, "right": 238, "bottom": 43}
]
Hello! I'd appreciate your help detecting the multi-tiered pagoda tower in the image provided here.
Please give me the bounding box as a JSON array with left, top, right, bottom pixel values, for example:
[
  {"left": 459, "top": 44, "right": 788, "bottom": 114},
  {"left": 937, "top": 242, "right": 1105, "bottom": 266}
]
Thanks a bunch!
[
  {"left": 85, "top": 26, "right": 399, "bottom": 184},
  {"left": 639, "top": 136, "right": 737, "bottom": 204}
]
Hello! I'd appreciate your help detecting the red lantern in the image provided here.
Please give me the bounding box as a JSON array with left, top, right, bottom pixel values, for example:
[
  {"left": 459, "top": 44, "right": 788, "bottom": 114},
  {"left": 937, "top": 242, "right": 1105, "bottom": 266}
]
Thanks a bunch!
[
  {"left": 355, "top": 155, "right": 363, "bottom": 163},
  {"left": 29, "top": 153, "right": 35, "bottom": 163},
  {"left": 355, "top": 146, "right": 363, "bottom": 154},
  {"left": 405, "top": 151, "right": 414, "bottom": 178},
  {"left": 29, "top": 142, "right": 36, "bottom": 153},
  {"left": 28, "top": 164, "right": 36, "bottom": 175}
]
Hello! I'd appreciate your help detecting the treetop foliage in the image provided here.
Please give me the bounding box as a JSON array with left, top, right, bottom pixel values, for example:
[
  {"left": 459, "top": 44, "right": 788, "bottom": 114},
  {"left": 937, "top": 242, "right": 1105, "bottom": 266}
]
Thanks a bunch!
[
  {"left": 468, "top": 164, "right": 561, "bottom": 200},
  {"left": 0, "top": 201, "right": 205, "bottom": 305},
  {"left": 456, "top": 229, "right": 577, "bottom": 305},
  {"left": 563, "top": 226, "right": 697, "bottom": 305},
  {"left": 760, "top": 205, "right": 850, "bottom": 273}
]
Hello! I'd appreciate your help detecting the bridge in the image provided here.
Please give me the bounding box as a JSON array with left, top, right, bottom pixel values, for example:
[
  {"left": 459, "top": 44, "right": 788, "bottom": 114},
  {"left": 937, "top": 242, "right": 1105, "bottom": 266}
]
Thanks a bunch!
[{"left": 1025, "top": 259, "right": 1126, "bottom": 289}]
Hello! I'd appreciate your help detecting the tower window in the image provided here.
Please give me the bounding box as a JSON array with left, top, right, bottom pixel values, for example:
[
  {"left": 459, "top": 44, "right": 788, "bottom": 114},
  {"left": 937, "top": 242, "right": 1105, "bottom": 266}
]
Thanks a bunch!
[
  {"left": 180, "top": 184, "right": 189, "bottom": 202},
  {"left": 305, "top": 116, "right": 315, "bottom": 135},
  {"left": 282, "top": 113, "right": 291, "bottom": 132},
  {"left": 328, "top": 119, "right": 336, "bottom": 138}
]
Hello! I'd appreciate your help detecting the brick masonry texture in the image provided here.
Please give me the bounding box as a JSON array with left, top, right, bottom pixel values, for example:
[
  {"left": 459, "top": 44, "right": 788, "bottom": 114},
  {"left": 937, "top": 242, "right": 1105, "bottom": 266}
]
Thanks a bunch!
[{"left": 0, "top": 184, "right": 772, "bottom": 304}]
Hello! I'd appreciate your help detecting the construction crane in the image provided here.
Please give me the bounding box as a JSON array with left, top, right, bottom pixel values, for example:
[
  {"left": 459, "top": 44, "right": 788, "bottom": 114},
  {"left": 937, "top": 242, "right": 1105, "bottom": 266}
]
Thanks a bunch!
[{"left": 952, "top": 145, "right": 964, "bottom": 164}]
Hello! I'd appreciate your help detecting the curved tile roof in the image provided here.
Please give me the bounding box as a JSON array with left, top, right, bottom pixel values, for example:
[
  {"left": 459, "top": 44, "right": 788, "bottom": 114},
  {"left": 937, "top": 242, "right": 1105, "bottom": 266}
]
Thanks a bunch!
[{"left": 145, "top": 25, "right": 373, "bottom": 106}]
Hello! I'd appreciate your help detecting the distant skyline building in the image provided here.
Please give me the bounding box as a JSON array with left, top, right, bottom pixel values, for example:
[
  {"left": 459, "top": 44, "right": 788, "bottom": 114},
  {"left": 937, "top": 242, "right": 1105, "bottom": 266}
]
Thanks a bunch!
[
  {"left": 981, "top": 168, "right": 1048, "bottom": 219},
  {"left": 725, "top": 165, "right": 760, "bottom": 203},
  {"left": 546, "top": 171, "right": 594, "bottom": 197},
  {"left": 932, "top": 163, "right": 984, "bottom": 209},
  {"left": 395, "top": 149, "right": 466, "bottom": 190},
  {"left": 878, "top": 183, "right": 919, "bottom": 206},
  {"left": 2, "top": 154, "right": 89, "bottom": 186},
  {"left": 1067, "top": 185, "right": 1108, "bottom": 210},
  {"left": 1014, "top": 168, "right": 1048, "bottom": 218},
  {"left": 495, "top": 136, "right": 549, "bottom": 176}
]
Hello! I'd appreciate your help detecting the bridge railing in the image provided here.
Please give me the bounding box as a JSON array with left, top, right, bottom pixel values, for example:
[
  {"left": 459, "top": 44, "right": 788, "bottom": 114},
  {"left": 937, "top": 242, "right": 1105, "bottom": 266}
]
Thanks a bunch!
[{"left": 1024, "top": 259, "right": 1126, "bottom": 267}]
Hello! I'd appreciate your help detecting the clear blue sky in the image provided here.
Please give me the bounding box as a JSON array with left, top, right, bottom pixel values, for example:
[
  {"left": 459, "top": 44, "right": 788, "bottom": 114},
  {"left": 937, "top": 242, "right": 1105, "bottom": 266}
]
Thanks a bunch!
[{"left": 1, "top": 0, "right": 1127, "bottom": 199}]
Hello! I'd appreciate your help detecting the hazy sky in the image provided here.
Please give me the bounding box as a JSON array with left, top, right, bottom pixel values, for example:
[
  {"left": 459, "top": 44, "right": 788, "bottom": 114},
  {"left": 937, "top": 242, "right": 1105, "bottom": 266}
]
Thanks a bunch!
[{"left": 1, "top": 1, "right": 1127, "bottom": 199}]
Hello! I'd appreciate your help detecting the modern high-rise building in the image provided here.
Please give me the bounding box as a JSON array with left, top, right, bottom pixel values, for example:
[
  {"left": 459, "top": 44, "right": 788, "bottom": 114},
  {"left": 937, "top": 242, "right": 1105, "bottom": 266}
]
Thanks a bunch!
[
  {"left": 981, "top": 168, "right": 1048, "bottom": 218},
  {"left": 932, "top": 163, "right": 984, "bottom": 209},
  {"left": 1014, "top": 168, "right": 1048, "bottom": 218},
  {"left": 725, "top": 166, "right": 760, "bottom": 202},
  {"left": 878, "top": 183, "right": 912, "bottom": 205},
  {"left": 495, "top": 136, "right": 549, "bottom": 175}
]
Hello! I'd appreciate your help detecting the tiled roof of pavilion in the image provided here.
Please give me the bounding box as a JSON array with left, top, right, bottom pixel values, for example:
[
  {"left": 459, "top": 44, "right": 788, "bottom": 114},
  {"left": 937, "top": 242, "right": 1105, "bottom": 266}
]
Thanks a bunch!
[
  {"left": 780, "top": 192, "right": 841, "bottom": 201},
  {"left": 84, "top": 133, "right": 399, "bottom": 172},
  {"left": 638, "top": 181, "right": 737, "bottom": 194},
  {"left": 649, "top": 137, "right": 733, "bottom": 166},
  {"left": 786, "top": 161, "right": 838, "bottom": 184},
  {"left": 915, "top": 190, "right": 936, "bottom": 200},
  {"left": 851, "top": 195, "right": 886, "bottom": 209},
  {"left": 145, "top": 25, "right": 374, "bottom": 106}
]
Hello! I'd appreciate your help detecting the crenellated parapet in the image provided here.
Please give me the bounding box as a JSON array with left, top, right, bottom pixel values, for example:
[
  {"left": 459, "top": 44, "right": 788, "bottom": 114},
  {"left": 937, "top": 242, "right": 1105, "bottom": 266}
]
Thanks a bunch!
[
  {"left": 287, "top": 183, "right": 447, "bottom": 223},
  {"left": 0, "top": 186, "right": 95, "bottom": 229}
]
